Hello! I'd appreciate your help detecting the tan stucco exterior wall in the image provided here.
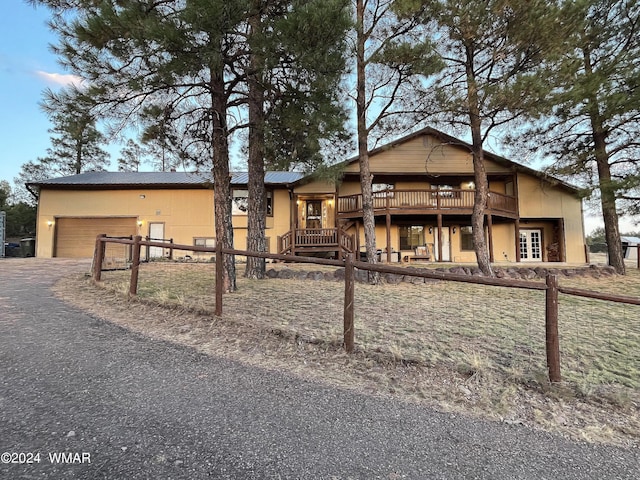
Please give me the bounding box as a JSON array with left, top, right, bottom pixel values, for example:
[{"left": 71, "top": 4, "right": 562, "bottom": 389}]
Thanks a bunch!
[
  {"left": 231, "top": 188, "right": 292, "bottom": 251},
  {"left": 36, "top": 187, "right": 294, "bottom": 257},
  {"left": 342, "top": 134, "right": 511, "bottom": 175},
  {"left": 517, "top": 173, "right": 586, "bottom": 263}
]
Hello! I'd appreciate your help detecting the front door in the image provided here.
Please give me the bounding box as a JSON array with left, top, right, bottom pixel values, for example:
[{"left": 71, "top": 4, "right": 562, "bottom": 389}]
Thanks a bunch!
[
  {"left": 434, "top": 227, "right": 451, "bottom": 261},
  {"left": 520, "top": 229, "right": 542, "bottom": 261},
  {"left": 305, "top": 200, "right": 323, "bottom": 229},
  {"left": 148, "top": 222, "right": 165, "bottom": 258}
]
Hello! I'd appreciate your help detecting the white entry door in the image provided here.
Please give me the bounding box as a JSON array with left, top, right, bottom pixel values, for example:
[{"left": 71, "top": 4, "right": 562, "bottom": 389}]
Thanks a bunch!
[
  {"left": 149, "top": 223, "right": 165, "bottom": 258},
  {"left": 434, "top": 227, "right": 451, "bottom": 261},
  {"left": 520, "top": 229, "right": 542, "bottom": 261}
]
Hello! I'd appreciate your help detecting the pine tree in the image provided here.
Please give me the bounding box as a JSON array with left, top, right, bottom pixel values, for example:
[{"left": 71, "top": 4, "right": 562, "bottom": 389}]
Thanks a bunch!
[
  {"left": 15, "top": 86, "right": 109, "bottom": 204},
  {"left": 354, "top": 0, "right": 440, "bottom": 278},
  {"left": 32, "top": 0, "right": 259, "bottom": 292},
  {"left": 395, "top": 0, "right": 565, "bottom": 276},
  {"left": 32, "top": 0, "right": 351, "bottom": 288},
  {"left": 40, "top": 86, "right": 110, "bottom": 175},
  {"left": 243, "top": 0, "right": 351, "bottom": 279},
  {"left": 517, "top": 0, "right": 640, "bottom": 275},
  {"left": 117, "top": 140, "right": 144, "bottom": 172}
]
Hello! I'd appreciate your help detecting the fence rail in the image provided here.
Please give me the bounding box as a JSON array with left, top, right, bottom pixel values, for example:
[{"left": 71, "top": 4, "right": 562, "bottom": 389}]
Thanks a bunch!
[{"left": 92, "top": 234, "right": 640, "bottom": 385}]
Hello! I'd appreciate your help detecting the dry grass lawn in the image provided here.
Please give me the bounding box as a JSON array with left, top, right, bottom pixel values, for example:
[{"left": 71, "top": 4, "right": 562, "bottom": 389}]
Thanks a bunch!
[{"left": 54, "top": 256, "right": 640, "bottom": 448}]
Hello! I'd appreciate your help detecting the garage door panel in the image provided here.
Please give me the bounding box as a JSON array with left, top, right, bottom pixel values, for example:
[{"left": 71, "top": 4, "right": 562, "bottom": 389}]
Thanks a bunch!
[{"left": 55, "top": 217, "right": 137, "bottom": 258}]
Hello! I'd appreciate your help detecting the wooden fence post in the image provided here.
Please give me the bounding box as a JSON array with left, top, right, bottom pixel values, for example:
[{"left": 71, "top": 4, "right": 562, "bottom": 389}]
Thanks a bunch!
[
  {"left": 343, "top": 253, "right": 355, "bottom": 353},
  {"left": 129, "top": 235, "right": 142, "bottom": 296},
  {"left": 169, "top": 238, "right": 174, "bottom": 260},
  {"left": 545, "top": 274, "right": 562, "bottom": 383},
  {"left": 92, "top": 234, "right": 106, "bottom": 281},
  {"left": 215, "top": 241, "right": 223, "bottom": 317}
]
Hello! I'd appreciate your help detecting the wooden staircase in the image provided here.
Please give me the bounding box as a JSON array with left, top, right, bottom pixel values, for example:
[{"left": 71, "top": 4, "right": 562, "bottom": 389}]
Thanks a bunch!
[{"left": 277, "top": 228, "right": 355, "bottom": 259}]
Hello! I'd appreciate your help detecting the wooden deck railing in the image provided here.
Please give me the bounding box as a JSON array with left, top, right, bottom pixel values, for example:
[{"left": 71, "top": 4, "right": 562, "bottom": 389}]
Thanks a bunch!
[
  {"left": 278, "top": 228, "right": 355, "bottom": 256},
  {"left": 338, "top": 189, "right": 518, "bottom": 216}
]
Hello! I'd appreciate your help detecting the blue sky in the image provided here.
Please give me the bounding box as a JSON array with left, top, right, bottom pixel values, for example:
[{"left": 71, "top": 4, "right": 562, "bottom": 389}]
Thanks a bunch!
[{"left": 0, "top": 2, "right": 68, "bottom": 185}]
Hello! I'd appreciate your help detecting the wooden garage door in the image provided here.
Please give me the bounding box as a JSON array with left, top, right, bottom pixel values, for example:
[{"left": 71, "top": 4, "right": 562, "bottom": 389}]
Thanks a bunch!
[{"left": 54, "top": 217, "right": 137, "bottom": 258}]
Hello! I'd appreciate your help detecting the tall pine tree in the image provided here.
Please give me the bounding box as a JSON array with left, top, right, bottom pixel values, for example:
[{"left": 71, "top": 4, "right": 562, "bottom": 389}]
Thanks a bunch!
[
  {"left": 517, "top": 0, "right": 640, "bottom": 274},
  {"left": 395, "top": 0, "right": 566, "bottom": 276}
]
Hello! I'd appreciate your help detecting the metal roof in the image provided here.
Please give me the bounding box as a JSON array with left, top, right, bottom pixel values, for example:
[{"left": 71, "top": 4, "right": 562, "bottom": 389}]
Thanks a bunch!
[
  {"left": 621, "top": 236, "right": 640, "bottom": 245},
  {"left": 30, "top": 171, "right": 304, "bottom": 188}
]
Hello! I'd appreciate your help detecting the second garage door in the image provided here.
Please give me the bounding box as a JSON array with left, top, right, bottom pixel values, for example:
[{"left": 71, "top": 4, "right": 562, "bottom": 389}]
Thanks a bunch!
[{"left": 54, "top": 217, "right": 137, "bottom": 258}]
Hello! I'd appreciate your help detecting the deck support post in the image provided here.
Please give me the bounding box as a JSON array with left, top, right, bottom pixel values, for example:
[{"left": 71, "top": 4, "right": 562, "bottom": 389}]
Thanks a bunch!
[
  {"left": 386, "top": 212, "right": 391, "bottom": 263},
  {"left": 515, "top": 219, "right": 521, "bottom": 263},
  {"left": 487, "top": 214, "right": 494, "bottom": 263},
  {"left": 437, "top": 214, "right": 443, "bottom": 262},
  {"left": 557, "top": 219, "right": 566, "bottom": 262}
]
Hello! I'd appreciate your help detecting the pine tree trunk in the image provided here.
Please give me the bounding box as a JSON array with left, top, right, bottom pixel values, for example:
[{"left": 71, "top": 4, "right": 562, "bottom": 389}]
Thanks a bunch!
[
  {"left": 593, "top": 127, "right": 625, "bottom": 275},
  {"left": 584, "top": 47, "right": 625, "bottom": 275},
  {"left": 75, "top": 140, "right": 82, "bottom": 174},
  {"left": 211, "top": 72, "right": 236, "bottom": 293},
  {"left": 245, "top": 6, "right": 267, "bottom": 280},
  {"left": 356, "top": 0, "right": 378, "bottom": 283},
  {"left": 466, "top": 48, "right": 493, "bottom": 277}
]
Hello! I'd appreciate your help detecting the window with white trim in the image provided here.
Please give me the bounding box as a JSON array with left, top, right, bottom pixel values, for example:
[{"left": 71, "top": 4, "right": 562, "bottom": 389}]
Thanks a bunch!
[
  {"left": 232, "top": 189, "right": 273, "bottom": 216},
  {"left": 372, "top": 183, "right": 394, "bottom": 198},
  {"left": 194, "top": 237, "right": 216, "bottom": 248}
]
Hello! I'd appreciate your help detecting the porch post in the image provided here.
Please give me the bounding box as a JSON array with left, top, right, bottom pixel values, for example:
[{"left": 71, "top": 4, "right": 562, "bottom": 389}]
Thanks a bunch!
[
  {"left": 291, "top": 229, "right": 296, "bottom": 256},
  {"left": 386, "top": 212, "right": 391, "bottom": 264},
  {"left": 291, "top": 193, "right": 297, "bottom": 230},
  {"left": 437, "top": 214, "right": 443, "bottom": 262},
  {"left": 487, "top": 214, "right": 494, "bottom": 263},
  {"left": 557, "top": 219, "right": 566, "bottom": 262},
  {"left": 515, "top": 219, "right": 521, "bottom": 262},
  {"left": 355, "top": 220, "right": 361, "bottom": 255}
]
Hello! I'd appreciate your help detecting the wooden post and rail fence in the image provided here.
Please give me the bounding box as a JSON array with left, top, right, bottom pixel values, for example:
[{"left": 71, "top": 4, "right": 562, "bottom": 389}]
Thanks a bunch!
[{"left": 93, "top": 234, "right": 640, "bottom": 384}]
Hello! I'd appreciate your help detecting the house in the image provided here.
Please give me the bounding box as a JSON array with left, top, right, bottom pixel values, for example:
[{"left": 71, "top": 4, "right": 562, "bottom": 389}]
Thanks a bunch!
[
  {"left": 30, "top": 127, "right": 588, "bottom": 264},
  {"left": 31, "top": 171, "right": 303, "bottom": 259},
  {"left": 621, "top": 236, "right": 640, "bottom": 260}
]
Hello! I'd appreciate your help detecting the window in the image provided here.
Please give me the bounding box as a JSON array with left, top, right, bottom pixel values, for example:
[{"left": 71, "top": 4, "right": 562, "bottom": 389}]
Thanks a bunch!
[
  {"left": 460, "top": 226, "right": 474, "bottom": 251},
  {"left": 194, "top": 237, "right": 216, "bottom": 249},
  {"left": 232, "top": 189, "right": 273, "bottom": 216},
  {"left": 520, "top": 229, "right": 542, "bottom": 261},
  {"left": 434, "top": 184, "right": 455, "bottom": 197},
  {"left": 373, "top": 183, "right": 394, "bottom": 198},
  {"left": 399, "top": 225, "right": 425, "bottom": 250}
]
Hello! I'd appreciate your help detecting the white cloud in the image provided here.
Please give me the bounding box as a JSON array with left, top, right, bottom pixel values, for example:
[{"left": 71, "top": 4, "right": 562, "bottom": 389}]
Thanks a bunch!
[{"left": 35, "top": 70, "right": 85, "bottom": 88}]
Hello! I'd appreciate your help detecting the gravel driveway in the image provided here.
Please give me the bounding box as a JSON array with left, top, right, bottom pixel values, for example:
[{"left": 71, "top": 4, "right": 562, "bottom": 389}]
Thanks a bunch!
[{"left": 1, "top": 258, "right": 638, "bottom": 479}]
